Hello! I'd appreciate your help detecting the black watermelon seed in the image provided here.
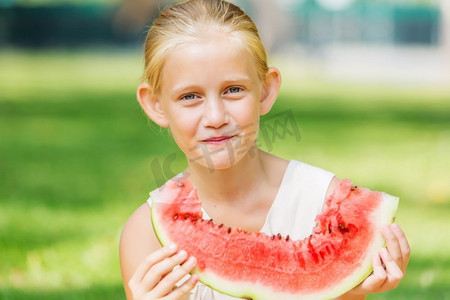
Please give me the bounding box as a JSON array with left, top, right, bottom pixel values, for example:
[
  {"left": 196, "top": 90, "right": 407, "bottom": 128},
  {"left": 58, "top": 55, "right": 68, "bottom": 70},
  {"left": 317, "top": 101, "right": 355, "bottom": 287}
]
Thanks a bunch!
[{"left": 338, "top": 224, "right": 349, "bottom": 233}]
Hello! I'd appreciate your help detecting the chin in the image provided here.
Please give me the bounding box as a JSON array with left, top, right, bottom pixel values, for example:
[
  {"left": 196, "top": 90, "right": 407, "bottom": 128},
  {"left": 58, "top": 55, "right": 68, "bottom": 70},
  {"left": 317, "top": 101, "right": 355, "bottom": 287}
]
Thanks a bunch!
[
  {"left": 200, "top": 159, "right": 233, "bottom": 172},
  {"left": 187, "top": 140, "right": 257, "bottom": 172},
  {"left": 189, "top": 153, "right": 245, "bottom": 172}
]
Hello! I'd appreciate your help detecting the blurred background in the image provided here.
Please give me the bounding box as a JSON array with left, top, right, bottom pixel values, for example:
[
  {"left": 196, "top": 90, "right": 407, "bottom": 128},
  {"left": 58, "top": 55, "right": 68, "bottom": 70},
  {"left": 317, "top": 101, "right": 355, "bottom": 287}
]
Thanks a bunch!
[{"left": 0, "top": 0, "right": 449, "bottom": 299}]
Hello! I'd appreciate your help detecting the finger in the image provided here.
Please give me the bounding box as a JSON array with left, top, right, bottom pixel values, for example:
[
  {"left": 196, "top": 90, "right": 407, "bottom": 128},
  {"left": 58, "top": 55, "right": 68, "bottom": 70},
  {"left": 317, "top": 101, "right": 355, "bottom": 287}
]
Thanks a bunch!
[
  {"left": 382, "top": 225, "right": 402, "bottom": 267},
  {"left": 378, "top": 248, "right": 404, "bottom": 291},
  {"left": 141, "top": 250, "right": 189, "bottom": 293},
  {"left": 164, "top": 274, "right": 199, "bottom": 300},
  {"left": 358, "top": 252, "right": 387, "bottom": 292},
  {"left": 129, "top": 244, "right": 178, "bottom": 288},
  {"left": 153, "top": 256, "right": 197, "bottom": 296},
  {"left": 390, "top": 223, "right": 411, "bottom": 271},
  {"left": 380, "top": 248, "right": 403, "bottom": 280}
]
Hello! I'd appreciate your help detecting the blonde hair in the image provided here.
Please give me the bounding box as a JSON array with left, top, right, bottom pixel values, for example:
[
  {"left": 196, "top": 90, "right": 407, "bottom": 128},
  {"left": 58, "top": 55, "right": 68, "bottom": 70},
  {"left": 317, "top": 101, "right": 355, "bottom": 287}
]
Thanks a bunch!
[{"left": 142, "top": 0, "right": 268, "bottom": 94}]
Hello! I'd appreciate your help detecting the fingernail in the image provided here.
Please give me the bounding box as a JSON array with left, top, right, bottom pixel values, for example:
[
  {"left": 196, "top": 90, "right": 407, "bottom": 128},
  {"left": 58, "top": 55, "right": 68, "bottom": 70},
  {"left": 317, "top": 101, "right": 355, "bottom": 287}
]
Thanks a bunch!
[
  {"left": 177, "top": 250, "right": 187, "bottom": 259},
  {"left": 187, "top": 256, "right": 197, "bottom": 265},
  {"left": 168, "top": 243, "right": 177, "bottom": 251},
  {"left": 190, "top": 274, "right": 199, "bottom": 284}
]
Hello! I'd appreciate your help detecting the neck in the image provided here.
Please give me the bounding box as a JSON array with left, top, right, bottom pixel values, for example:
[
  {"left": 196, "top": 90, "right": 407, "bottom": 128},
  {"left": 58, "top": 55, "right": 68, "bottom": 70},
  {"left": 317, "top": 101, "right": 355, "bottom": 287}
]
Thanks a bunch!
[{"left": 185, "top": 149, "right": 268, "bottom": 205}]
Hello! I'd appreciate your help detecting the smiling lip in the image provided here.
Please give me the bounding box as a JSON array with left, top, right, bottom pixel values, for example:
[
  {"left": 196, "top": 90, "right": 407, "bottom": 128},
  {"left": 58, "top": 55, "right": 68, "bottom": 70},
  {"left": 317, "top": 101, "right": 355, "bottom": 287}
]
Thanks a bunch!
[{"left": 201, "top": 135, "right": 235, "bottom": 144}]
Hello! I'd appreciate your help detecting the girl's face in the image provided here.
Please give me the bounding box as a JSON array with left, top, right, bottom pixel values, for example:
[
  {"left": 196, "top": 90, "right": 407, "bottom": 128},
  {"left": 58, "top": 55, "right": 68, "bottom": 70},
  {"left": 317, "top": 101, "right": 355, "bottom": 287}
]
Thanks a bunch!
[{"left": 156, "top": 35, "right": 267, "bottom": 170}]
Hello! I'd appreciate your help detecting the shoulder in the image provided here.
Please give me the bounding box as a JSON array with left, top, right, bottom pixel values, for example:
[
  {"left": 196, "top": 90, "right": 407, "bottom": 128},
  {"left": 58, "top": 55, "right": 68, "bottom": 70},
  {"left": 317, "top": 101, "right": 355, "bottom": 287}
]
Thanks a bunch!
[
  {"left": 288, "top": 159, "right": 340, "bottom": 200},
  {"left": 325, "top": 176, "right": 341, "bottom": 200},
  {"left": 290, "top": 160, "right": 334, "bottom": 177},
  {"left": 119, "top": 202, "right": 162, "bottom": 296},
  {"left": 120, "top": 202, "right": 154, "bottom": 242}
]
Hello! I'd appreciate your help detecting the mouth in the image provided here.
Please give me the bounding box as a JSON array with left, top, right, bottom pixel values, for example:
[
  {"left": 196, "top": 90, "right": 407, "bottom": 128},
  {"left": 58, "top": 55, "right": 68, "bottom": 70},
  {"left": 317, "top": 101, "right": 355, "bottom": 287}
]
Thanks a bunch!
[{"left": 201, "top": 135, "right": 236, "bottom": 144}]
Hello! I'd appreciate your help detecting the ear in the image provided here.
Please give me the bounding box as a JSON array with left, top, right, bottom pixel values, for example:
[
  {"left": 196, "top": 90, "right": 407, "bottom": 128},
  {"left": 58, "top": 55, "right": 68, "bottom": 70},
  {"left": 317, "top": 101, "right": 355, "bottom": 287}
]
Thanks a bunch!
[
  {"left": 259, "top": 67, "right": 281, "bottom": 115},
  {"left": 137, "top": 82, "right": 169, "bottom": 128}
]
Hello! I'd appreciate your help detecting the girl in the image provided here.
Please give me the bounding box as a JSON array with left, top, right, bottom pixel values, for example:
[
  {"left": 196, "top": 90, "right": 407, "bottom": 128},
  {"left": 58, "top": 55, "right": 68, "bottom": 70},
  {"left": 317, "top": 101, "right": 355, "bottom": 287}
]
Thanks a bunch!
[{"left": 119, "top": 0, "right": 410, "bottom": 299}]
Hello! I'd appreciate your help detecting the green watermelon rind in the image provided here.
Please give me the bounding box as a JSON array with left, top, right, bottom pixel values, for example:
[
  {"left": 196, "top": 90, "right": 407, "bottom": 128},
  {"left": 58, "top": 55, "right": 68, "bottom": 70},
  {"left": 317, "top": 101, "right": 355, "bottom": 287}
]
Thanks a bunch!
[
  {"left": 150, "top": 201, "right": 172, "bottom": 252},
  {"left": 151, "top": 190, "right": 399, "bottom": 300}
]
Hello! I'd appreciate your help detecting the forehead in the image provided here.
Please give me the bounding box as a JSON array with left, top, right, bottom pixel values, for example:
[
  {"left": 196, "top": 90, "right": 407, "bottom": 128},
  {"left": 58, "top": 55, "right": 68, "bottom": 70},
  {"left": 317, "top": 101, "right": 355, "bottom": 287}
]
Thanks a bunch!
[
  {"left": 159, "top": 34, "right": 261, "bottom": 92},
  {"left": 168, "top": 37, "right": 247, "bottom": 68}
]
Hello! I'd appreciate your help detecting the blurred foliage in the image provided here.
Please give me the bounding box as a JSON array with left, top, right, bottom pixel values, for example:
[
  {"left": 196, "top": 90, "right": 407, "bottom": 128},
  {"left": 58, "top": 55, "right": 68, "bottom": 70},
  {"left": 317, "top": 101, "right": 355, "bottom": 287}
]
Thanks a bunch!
[
  {"left": 372, "top": 0, "right": 439, "bottom": 7},
  {"left": 0, "top": 0, "right": 440, "bottom": 8},
  {"left": 0, "top": 49, "right": 449, "bottom": 299},
  {"left": 0, "top": 0, "right": 120, "bottom": 7}
]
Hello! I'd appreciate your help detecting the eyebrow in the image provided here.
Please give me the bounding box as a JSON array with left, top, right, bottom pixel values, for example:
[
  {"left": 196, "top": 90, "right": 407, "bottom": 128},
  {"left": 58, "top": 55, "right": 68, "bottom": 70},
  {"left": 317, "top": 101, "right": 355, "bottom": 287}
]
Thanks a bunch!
[
  {"left": 171, "top": 77, "right": 253, "bottom": 95},
  {"left": 171, "top": 85, "right": 202, "bottom": 96},
  {"left": 223, "top": 77, "right": 253, "bottom": 85}
]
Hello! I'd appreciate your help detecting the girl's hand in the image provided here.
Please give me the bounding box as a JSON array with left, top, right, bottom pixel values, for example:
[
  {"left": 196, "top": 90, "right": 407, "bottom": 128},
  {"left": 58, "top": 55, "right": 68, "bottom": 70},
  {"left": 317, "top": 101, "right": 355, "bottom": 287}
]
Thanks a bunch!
[
  {"left": 128, "top": 244, "right": 199, "bottom": 300},
  {"left": 335, "top": 223, "right": 410, "bottom": 300}
]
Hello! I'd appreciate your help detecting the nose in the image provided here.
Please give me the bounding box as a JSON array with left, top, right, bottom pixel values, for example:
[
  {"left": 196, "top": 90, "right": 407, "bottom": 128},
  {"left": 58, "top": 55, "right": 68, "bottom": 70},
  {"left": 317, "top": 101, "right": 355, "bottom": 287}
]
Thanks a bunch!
[{"left": 203, "top": 97, "right": 229, "bottom": 128}]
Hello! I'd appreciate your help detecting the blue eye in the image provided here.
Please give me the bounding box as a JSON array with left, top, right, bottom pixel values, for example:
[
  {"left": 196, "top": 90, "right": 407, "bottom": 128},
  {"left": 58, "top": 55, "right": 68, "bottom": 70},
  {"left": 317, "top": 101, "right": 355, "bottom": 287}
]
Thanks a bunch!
[
  {"left": 181, "top": 94, "right": 197, "bottom": 101},
  {"left": 228, "top": 87, "right": 242, "bottom": 93}
]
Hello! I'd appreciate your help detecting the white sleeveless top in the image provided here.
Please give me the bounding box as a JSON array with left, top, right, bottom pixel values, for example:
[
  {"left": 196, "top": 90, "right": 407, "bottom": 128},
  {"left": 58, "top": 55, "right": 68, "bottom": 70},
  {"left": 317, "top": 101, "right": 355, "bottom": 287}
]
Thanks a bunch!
[{"left": 147, "top": 160, "right": 334, "bottom": 300}]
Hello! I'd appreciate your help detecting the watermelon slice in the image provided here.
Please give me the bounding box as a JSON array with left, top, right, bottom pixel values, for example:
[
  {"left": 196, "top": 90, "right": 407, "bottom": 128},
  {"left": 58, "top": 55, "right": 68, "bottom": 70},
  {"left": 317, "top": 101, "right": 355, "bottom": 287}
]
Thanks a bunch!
[{"left": 151, "top": 178, "right": 398, "bottom": 299}]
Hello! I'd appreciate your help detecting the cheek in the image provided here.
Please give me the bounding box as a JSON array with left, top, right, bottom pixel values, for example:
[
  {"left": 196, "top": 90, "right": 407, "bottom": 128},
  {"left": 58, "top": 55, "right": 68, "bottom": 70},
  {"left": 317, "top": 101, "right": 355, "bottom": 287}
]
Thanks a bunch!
[
  {"left": 167, "top": 109, "right": 200, "bottom": 139},
  {"left": 232, "top": 98, "right": 260, "bottom": 127}
]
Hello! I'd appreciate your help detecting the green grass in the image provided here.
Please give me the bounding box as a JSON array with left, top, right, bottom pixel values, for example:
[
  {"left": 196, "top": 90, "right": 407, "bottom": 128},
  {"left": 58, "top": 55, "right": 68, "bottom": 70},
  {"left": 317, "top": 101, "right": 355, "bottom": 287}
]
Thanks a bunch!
[{"left": 0, "top": 49, "right": 449, "bottom": 299}]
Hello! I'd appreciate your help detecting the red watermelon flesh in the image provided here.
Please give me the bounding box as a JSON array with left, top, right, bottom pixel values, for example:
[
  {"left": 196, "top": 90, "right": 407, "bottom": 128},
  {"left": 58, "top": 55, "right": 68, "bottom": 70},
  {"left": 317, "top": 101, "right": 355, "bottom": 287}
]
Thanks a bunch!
[{"left": 151, "top": 178, "right": 398, "bottom": 299}]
